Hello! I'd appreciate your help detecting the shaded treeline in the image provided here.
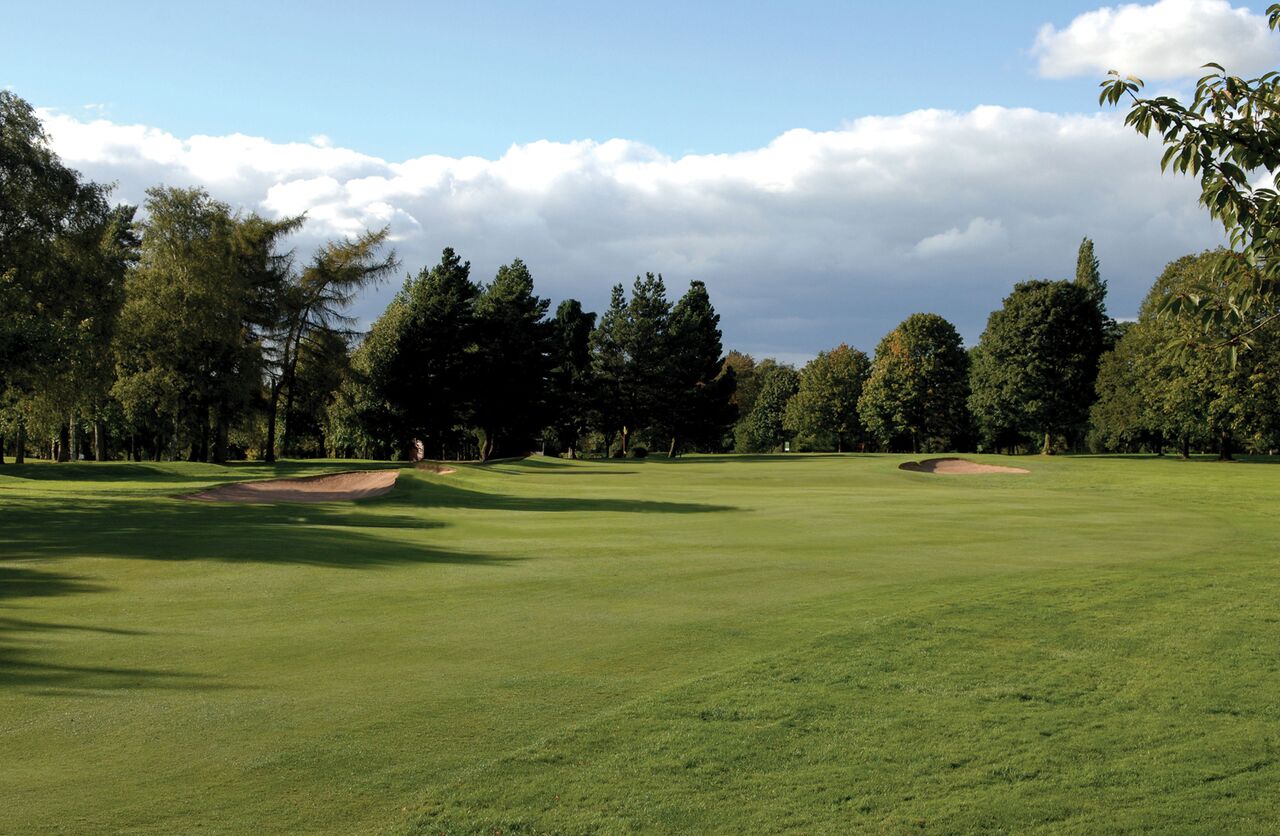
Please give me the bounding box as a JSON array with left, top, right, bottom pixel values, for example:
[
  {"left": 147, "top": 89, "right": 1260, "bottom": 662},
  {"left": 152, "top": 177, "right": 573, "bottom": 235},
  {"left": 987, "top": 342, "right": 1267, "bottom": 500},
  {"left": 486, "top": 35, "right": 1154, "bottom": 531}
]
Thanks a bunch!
[
  {"left": 0, "top": 92, "right": 736, "bottom": 463},
  {"left": 3, "top": 90, "right": 1276, "bottom": 463}
]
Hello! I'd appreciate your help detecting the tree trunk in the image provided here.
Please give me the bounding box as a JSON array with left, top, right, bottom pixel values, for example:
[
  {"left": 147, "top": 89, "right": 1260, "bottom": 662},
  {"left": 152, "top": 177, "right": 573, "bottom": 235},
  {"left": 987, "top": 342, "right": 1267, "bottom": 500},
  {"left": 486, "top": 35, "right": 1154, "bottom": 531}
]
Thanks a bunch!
[
  {"left": 265, "top": 383, "right": 281, "bottom": 463},
  {"left": 57, "top": 422, "right": 70, "bottom": 462},
  {"left": 212, "top": 412, "right": 229, "bottom": 464},
  {"left": 567, "top": 444, "right": 576, "bottom": 460},
  {"left": 1218, "top": 431, "right": 1233, "bottom": 462},
  {"left": 1180, "top": 435, "right": 1190, "bottom": 460},
  {"left": 190, "top": 417, "right": 207, "bottom": 462},
  {"left": 69, "top": 413, "right": 79, "bottom": 461},
  {"left": 1042, "top": 430, "right": 1052, "bottom": 456},
  {"left": 94, "top": 420, "right": 106, "bottom": 462},
  {"left": 836, "top": 437, "right": 843, "bottom": 453},
  {"left": 668, "top": 436, "right": 677, "bottom": 458},
  {"left": 0, "top": 434, "right": 5, "bottom": 465},
  {"left": 14, "top": 419, "right": 24, "bottom": 465},
  {"left": 621, "top": 427, "right": 630, "bottom": 456},
  {"left": 280, "top": 381, "right": 297, "bottom": 459}
]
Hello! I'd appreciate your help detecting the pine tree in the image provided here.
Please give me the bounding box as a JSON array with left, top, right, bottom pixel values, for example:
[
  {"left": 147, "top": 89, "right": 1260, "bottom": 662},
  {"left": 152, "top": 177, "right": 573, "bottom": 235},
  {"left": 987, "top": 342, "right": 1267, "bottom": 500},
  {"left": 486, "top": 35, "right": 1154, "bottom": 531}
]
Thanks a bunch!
[
  {"left": 547, "top": 299, "right": 596, "bottom": 458},
  {"left": 369, "top": 247, "right": 480, "bottom": 458},
  {"left": 662, "top": 280, "right": 736, "bottom": 455},
  {"left": 589, "top": 284, "right": 628, "bottom": 454},
  {"left": 473, "top": 259, "right": 551, "bottom": 460}
]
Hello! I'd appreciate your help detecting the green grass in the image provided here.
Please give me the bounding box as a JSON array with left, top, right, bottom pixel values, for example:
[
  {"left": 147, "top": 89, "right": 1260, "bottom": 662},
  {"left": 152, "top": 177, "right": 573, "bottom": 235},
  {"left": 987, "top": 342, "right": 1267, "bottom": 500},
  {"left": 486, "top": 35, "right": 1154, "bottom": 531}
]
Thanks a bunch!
[{"left": 2, "top": 453, "right": 1279, "bottom": 833}]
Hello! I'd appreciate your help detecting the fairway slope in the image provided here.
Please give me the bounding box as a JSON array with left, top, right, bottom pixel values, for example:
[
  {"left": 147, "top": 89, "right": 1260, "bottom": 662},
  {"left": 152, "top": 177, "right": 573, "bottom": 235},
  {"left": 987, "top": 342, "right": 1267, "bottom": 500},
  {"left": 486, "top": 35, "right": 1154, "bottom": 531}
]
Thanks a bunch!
[
  {"left": 899, "top": 456, "right": 1030, "bottom": 474},
  {"left": 183, "top": 469, "right": 399, "bottom": 503}
]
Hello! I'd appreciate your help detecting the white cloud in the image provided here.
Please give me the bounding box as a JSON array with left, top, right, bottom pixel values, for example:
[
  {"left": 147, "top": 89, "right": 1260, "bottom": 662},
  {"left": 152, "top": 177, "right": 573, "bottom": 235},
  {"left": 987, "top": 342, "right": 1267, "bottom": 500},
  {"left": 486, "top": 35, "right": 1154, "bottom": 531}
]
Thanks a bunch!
[
  {"left": 1034, "top": 0, "right": 1280, "bottom": 80},
  {"left": 914, "top": 217, "right": 1007, "bottom": 257},
  {"left": 36, "top": 105, "right": 1226, "bottom": 356}
]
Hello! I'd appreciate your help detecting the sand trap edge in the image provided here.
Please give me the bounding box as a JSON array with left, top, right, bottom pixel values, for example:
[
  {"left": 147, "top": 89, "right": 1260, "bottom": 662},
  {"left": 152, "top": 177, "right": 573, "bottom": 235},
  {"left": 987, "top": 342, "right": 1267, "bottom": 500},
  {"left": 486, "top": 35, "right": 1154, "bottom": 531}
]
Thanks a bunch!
[
  {"left": 414, "top": 462, "right": 458, "bottom": 474},
  {"left": 181, "top": 469, "right": 400, "bottom": 504}
]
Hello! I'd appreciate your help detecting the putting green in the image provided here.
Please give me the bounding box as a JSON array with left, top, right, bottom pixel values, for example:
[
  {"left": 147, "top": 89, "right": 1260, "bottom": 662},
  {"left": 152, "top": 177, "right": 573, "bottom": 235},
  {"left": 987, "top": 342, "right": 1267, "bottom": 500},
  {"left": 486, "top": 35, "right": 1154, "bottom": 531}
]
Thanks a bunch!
[{"left": 2, "top": 454, "right": 1278, "bottom": 832}]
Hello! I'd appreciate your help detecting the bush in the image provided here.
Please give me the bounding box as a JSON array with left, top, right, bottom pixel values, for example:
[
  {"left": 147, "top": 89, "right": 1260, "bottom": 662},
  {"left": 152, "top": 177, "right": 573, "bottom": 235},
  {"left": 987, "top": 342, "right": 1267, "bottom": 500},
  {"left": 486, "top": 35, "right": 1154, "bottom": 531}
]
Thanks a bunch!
[{"left": 630, "top": 446, "right": 648, "bottom": 458}]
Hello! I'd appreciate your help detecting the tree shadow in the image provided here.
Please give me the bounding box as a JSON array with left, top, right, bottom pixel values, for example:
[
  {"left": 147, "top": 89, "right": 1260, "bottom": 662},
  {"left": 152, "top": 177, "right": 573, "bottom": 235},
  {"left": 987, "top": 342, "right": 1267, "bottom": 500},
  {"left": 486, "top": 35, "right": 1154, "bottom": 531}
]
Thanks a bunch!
[
  {"left": 0, "top": 460, "right": 400, "bottom": 484},
  {"left": 4, "top": 498, "right": 515, "bottom": 568},
  {"left": 1, "top": 491, "right": 517, "bottom": 694},
  {"left": 1082, "top": 454, "right": 1280, "bottom": 464},
  {"left": 394, "top": 476, "right": 736, "bottom": 514},
  {"left": 1, "top": 462, "right": 727, "bottom": 695},
  {"left": 0, "top": 565, "right": 228, "bottom": 694},
  {"left": 663, "top": 453, "right": 866, "bottom": 464}
]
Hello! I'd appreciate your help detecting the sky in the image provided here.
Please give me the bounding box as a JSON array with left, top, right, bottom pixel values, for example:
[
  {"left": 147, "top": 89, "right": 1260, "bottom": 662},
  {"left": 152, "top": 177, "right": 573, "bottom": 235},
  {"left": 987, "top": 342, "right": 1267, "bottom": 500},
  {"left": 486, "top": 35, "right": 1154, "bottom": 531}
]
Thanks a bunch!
[{"left": 7, "top": 0, "right": 1274, "bottom": 363}]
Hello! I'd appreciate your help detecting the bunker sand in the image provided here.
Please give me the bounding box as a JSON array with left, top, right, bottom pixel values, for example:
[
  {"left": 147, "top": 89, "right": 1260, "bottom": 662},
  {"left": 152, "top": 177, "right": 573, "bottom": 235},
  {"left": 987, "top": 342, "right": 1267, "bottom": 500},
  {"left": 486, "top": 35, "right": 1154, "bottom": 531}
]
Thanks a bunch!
[
  {"left": 899, "top": 457, "right": 1030, "bottom": 475},
  {"left": 183, "top": 470, "right": 399, "bottom": 503}
]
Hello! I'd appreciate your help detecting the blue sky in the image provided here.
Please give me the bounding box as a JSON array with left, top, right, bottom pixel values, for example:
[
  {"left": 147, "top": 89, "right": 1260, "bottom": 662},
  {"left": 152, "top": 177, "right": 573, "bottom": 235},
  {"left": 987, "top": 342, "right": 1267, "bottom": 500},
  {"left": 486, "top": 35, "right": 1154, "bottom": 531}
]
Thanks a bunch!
[
  {"left": 9, "top": 1, "right": 1272, "bottom": 360},
  {"left": 11, "top": 0, "right": 1122, "bottom": 159}
]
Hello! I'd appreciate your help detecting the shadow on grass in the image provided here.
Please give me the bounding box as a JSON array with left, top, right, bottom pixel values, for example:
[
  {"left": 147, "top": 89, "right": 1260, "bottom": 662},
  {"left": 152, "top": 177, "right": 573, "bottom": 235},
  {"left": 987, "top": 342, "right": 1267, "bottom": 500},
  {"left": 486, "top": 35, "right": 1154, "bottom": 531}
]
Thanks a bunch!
[
  {"left": 0, "top": 566, "right": 227, "bottom": 694},
  {"left": 2, "top": 462, "right": 730, "bottom": 693},
  {"left": 0, "top": 643, "right": 227, "bottom": 695},
  {"left": 397, "top": 475, "right": 736, "bottom": 514},
  {"left": 0, "top": 459, "right": 399, "bottom": 484},
  {"left": 0, "top": 490, "right": 512, "bottom": 694},
  {"left": 628, "top": 453, "right": 862, "bottom": 465},
  {"left": 4, "top": 498, "right": 513, "bottom": 568},
  {"left": 1082, "top": 454, "right": 1280, "bottom": 465}
]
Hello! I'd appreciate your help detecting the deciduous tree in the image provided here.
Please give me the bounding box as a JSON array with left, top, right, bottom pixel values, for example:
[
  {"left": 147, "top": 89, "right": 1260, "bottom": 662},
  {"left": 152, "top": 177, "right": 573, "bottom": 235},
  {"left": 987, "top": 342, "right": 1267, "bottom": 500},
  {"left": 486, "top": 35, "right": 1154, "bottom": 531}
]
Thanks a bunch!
[
  {"left": 859, "top": 314, "right": 970, "bottom": 453},
  {"left": 784, "top": 344, "right": 869, "bottom": 452}
]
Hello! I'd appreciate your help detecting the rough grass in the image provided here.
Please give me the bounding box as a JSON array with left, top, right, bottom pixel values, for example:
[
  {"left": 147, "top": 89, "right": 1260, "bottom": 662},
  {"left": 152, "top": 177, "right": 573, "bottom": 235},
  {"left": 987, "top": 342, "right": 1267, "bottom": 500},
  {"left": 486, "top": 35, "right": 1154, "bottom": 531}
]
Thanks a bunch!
[{"left": 2, "top": 454, "right": 1278, "bottom": 833}]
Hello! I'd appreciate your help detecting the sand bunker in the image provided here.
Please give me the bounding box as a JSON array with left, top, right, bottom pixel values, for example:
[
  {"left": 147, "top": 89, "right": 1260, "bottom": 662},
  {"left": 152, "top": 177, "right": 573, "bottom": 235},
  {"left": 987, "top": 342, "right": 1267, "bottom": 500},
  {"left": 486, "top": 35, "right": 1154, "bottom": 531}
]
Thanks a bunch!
[
  {"left": 414, "top": 462, "right": 457, "bottom": 474},
  {"left": 899, "top": 457, "right": 1029, "bottom": 475},
  {"left": 184, "top": 470, "right": 399, "bottom": 503}
]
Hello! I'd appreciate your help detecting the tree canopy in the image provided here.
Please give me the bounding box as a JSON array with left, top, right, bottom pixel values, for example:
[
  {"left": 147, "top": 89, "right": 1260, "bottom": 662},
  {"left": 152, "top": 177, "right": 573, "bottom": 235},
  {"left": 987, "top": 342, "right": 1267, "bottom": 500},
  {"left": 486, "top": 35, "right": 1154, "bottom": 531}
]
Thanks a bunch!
[{"left": 858, "top": 314, "right": 970, "bottom": 453}]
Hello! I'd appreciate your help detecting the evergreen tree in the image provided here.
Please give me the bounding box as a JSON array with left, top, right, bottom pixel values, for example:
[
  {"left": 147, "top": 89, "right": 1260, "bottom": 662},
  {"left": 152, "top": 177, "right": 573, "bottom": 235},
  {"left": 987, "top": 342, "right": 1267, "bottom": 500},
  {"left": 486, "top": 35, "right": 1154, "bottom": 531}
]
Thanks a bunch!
[
  {"left": 859, "top": 314, "right": 971, "bottom": 453},
  {"left": 622, "top": 273, "right": 672, "bottom": 452},
  {"left": 589, "top": 284, "right": 628, "bottom": 454},
  {"left": 661, "top": 280, "right": 736, "bottom": 455},
  {"left": 547, "top": 299, "right": 596, "bottom": 458},
  {"left": 473, "top": 259, "right": 551, "bottom": 460},
  {"left": 588, "top": 274, "right": 672, "bottom": 454},
  {"left": 266, "top": 227, "right": 396, "bottom": 461},
  {"left": 368, "top": 247, "right": 480, "bottom": 458}
]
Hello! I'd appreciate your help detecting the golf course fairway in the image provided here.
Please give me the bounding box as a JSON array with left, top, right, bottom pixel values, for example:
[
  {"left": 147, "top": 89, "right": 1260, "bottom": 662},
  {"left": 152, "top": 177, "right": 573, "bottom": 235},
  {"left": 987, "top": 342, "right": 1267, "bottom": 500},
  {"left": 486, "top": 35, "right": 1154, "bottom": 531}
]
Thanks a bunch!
[{"left": 2, "top": 454, "right": 1278, "bottom": 832}]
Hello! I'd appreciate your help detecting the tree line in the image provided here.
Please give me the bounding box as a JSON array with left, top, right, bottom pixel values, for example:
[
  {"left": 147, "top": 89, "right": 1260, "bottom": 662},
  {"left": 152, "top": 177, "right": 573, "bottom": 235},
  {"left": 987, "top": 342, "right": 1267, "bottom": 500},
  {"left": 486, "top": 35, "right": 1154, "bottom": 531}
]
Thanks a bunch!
[{"left": 3, "top": 88, "right": 1276, "bottom": 464}]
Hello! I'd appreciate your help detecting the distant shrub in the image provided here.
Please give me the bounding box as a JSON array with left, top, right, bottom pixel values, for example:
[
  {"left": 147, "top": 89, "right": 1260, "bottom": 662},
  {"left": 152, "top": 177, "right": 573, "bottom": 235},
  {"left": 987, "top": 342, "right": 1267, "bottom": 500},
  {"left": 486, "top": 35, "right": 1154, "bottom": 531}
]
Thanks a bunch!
[{"left": 630, "top": 446, "right": 648, "bottom": 458}]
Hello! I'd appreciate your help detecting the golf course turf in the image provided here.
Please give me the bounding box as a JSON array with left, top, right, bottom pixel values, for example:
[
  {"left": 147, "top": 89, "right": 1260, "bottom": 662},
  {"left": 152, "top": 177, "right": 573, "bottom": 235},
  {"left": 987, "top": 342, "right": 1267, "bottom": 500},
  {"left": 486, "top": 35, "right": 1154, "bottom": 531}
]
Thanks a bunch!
[{"left": 2, "top": 454, "right": 1279, "bottom": 832}]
